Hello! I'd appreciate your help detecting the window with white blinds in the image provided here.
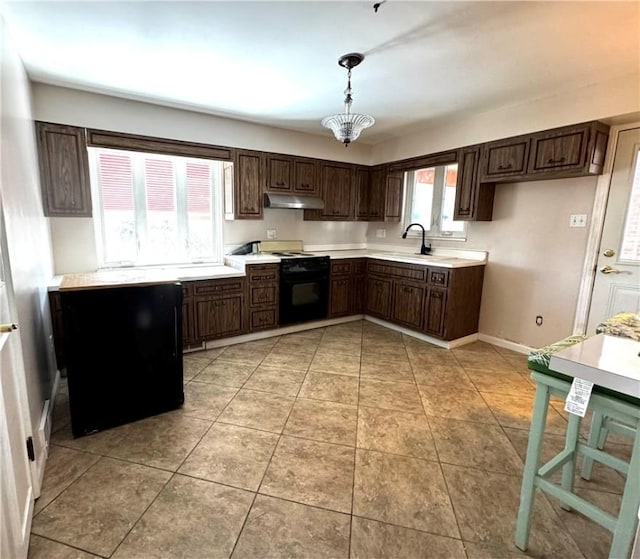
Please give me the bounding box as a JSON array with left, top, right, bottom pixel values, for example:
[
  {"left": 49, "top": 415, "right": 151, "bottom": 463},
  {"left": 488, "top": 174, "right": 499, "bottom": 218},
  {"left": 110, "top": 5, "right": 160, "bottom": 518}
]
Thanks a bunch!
[{"left": 89, "top": 147, "right": 223, "bottom": 267}]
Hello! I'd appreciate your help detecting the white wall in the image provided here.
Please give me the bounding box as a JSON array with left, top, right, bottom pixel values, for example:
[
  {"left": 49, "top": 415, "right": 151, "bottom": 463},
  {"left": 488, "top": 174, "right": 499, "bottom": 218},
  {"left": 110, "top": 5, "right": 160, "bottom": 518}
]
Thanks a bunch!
[
  {"left": 371, "top": 72, "right": 640, "bottom": 163},
  {"left": 367, "top": 177, "right": 596, "bottom": 347},
  {"left": 32, "top": 84, "right": 371, "bottom": 273},
  {"left": 0, "top": 19, "right": 57, "bottom": 460},
  {"left": 366, "top": 71, "right": 640, "bottom": 348}
]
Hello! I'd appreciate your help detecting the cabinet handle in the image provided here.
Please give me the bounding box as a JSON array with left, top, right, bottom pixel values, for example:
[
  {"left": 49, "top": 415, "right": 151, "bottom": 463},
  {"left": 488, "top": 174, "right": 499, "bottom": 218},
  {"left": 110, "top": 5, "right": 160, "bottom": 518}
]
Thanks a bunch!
[
  {"left": 497, "top": 164, "right": 513, "bottom": 171},
  {"left": 546, "top": 156, "right": 566, "bottom": 164}
]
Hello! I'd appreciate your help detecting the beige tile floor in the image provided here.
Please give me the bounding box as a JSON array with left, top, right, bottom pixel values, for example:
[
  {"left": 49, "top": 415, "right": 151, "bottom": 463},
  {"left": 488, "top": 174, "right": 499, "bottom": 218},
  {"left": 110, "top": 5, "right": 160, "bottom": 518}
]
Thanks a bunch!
[{"left": 30, "top": 320, "right": 632, "bottom": 559}]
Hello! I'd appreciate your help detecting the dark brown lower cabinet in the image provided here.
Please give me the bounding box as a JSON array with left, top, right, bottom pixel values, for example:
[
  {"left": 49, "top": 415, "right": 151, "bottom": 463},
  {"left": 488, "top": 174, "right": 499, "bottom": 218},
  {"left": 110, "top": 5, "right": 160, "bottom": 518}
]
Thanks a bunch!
[
  {"left": 365, "top": 276, "right": 392, "bottom": 320},
  {"left": 329, "top": 276, "right": 351, "bottom": 317},
  {"left": 48, "top": 291, "right": 66, "bottom": 370},
  {"left": 423, "top": 287, "right": 447, "bottom": 336},
  {"left": 392, "top": 281, "right": 425, "bottom": 330},
  {"left": 185, "top": 278, "right": 247, "bottom": 342},
  {"left": 247, "top": 264, "right": 279, "bottom": 332}
]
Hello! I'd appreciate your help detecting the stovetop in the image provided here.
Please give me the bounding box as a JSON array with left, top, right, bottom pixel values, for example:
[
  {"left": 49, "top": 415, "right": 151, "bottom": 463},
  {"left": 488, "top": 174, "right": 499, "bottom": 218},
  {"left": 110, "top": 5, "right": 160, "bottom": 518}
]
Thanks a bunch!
[{"left": 267, "top": 251, "right": 316, "bottom": 257}]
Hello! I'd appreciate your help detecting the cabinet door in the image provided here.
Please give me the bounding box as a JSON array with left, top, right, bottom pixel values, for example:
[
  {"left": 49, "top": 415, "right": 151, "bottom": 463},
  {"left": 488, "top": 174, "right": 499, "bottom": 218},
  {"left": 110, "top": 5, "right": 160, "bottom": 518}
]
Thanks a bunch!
[
  {"left": 196, "top": 295, "right": 244, "bottom": 339},
  {"left": 293, "top": 158, "right": 319, "bottom": 196},
  {"left": 351, "top": 274, "right": 366, "bottom": 314},
  {"left": 365, "top": 276, "right": 392, "bottom": 319},
  {"left": 454, "top": 146, "right": 495, "bottom": 222},
  {"left": 480, "top": 138, "right": 530, "bottom": 181},
  {"left": 329, "top": 277, "right": 351, "bottom": 317},
  {"left": 234, "top": 149, "right": 263, "bottom": 219},
  {"left": 384, "top": 170, "right": 404, "bottom": 222},
  {"left": 36, "top": 122, "right": 92, "bottom": 217},
  {"left": 48, "top": 291, "right": 66, "bottom": 369},
  {"left": 368, "top": 167, "right": 386, "bottom": 221},
  {"left": 355, "top": 167, "right": 371, "bottom": 219},
  {"left": 528, "top": 125, "right": 590, "bottom": 174},
  {"left": 424, "top": 287, "right": 447, "bottom": 336},
  {"left": 266, "top": 154, "right": 292, "bottom": 192},
  {"left": 182, "top": 298, "right": 196, "bottom": 345},
  {"left": 321, "top": 163, "right": 353, "bottom": 219},
  {"left": 391, "top": 281, "right": 425, "bottom": 330}
]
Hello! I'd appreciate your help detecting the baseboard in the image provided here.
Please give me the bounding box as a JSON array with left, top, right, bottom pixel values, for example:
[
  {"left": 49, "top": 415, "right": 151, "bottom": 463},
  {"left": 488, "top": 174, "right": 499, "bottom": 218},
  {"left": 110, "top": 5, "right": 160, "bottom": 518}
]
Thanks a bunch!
[
  {"left": 31, "top": 369, "right": 60, "bottom": 498},
  {"left": 363, "top": 316, "right": 479, "bottom": 349},
  {"left": 478, "top": 333, "right": 532, "bottom": 355},
  {"left": 203, "top": 315, "right": 364, "bottom": 349}
]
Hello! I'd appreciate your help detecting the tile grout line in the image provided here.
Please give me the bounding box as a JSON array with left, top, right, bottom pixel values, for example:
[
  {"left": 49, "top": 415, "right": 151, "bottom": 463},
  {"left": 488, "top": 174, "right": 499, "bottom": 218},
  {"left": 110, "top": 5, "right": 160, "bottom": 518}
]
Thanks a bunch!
[{"left": 228, "top": 325, "right": 328, "bottom": 558}]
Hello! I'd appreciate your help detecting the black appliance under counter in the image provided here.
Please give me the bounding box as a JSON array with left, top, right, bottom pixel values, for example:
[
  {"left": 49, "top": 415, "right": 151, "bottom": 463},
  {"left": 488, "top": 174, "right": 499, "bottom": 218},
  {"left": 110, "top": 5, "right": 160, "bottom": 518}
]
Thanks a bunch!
[{"left": 61, "top": 282, "right": 184, "bottom": 437}]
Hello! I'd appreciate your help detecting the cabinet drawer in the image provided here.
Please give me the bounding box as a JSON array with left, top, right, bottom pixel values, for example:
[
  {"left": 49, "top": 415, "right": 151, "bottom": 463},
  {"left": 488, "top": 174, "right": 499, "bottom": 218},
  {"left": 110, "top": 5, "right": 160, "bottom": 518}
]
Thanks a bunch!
[
  {"left": 427, "top": 268, "right": 449, "bottom": 287},
  {"left": 193, "top": 279, "right": 244, "bottom": 296},
  {"left": 331, "top": 261, "right": 352, "bottom": 275},
  {"left": 248, "top": 268, "right": 279, "bottom": 283},
  {"left": 481, "top": 139, "right": 529, "bottom": 180},
  {"left": 367, "top": 260, "right": 426, "bottom": 282},
  {"left": 250, "top": 308, "right": 277, "bottom": 331},
  {"left": 249, "top": 285, "right": 277, "bottom": 307},
  {"left": 528, "top": 126, "right": 589, "bottom": 173}
]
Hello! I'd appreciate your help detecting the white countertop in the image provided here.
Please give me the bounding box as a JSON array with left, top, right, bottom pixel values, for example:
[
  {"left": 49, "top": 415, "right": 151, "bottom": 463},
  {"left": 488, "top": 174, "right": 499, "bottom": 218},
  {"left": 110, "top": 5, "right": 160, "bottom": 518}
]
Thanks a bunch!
[
  {"left": 225, "top": 248, "right": 487, "bottom": 270},
  {"left": 549, "top": 334, "right": 640, "bottom": 398},
  {"left": 49, "top": 265, "right": 244, "bottom": 291},
  {"left": 50, "top": 248, "right": 487, "bottom": 290}
]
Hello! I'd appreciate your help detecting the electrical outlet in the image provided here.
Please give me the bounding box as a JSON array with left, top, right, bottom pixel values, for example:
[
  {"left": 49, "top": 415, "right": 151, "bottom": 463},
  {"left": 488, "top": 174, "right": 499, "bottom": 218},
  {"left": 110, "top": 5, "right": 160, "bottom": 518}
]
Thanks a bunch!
[
  {"left": 569, "top": 214, "right": 587, "bottom": 228},
  {"left": 266, "top": 229, "right": 277, "bottom": 239},
  {"left": 376, "top": 229, "right": 386, "bottom": 239}
]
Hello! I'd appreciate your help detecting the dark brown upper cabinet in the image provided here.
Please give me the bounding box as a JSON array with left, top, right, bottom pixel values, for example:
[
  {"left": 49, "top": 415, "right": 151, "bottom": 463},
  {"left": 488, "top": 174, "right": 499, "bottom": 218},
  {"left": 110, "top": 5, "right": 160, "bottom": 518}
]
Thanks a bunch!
[
  {"left": 36, "top": 122, "right": 92, "bottom": 217},
  {"left": 355, "top": 166, "right": 372, "bottom": 220},
  {"left": 527, "top": 122, "right": 608, "bottom": 177},
  {"left": 265, "top": 154, "right": 292, "bottom": 192},
  {"left": 480, "top": 137, "right": 530, "bottom": 181},
  {"left": 305, "top": 162, "right": 354, "bottom": 220},
  {"left": 292, "top": 158, "right": 319, "bottom": 196},
  {"left": 234, "top": 149, "right": 264, "bottom": 219},
  {"left": 454, "top": 146, "right": 495, "bottom": 222},
  {"left": 384, "top": 170, "right": 404, "bottom": 222}
]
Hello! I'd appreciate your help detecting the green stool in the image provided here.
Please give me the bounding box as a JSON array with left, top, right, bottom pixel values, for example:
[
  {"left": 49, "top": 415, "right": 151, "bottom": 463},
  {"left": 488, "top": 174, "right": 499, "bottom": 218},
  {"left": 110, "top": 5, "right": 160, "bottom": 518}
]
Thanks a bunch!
[{"left": 516, "top": 338, "right": 640, "bottom": 559}]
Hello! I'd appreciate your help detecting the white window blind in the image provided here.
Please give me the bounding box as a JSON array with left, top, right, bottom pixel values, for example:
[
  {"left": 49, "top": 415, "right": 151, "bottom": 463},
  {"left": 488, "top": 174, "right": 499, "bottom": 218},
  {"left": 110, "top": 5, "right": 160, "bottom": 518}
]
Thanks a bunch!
[{"left": 90, "top": 147, "right": 223, "bottom": 267}]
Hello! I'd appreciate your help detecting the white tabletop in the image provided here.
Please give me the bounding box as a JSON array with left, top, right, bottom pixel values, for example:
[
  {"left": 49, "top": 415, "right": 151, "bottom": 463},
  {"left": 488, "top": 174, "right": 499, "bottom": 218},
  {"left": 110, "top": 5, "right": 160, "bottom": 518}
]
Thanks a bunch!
[{"left": 549, "top": 334, "right": 640, "bottom": 398}]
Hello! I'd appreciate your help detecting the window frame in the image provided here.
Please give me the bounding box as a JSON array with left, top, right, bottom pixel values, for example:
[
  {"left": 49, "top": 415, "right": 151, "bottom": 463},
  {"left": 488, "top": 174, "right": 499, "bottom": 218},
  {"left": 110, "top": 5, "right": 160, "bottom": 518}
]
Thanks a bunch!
[
  {"left": 403, "top": 163, "right": 467, "bottom": 241},
  {"left": 88, "top": 147, "right": 225, "bottom": 269}
]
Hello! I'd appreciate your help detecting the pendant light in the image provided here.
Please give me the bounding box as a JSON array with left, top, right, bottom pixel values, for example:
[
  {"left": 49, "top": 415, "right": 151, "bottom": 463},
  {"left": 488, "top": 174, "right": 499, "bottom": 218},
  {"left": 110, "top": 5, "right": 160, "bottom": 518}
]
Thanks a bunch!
[{"left": 321, "top": 53, "right": 375, "bottom": 146}]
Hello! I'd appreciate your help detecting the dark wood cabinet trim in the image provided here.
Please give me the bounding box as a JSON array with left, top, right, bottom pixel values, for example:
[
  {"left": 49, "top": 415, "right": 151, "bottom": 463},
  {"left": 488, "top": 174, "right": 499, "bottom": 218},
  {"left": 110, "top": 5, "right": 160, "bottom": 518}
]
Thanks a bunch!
[
  {"left": 87, "top": 128, "right": 232, "bottom": 161},
  {"left": 387, "top": 150, "right": 458, "bottom": 172}
]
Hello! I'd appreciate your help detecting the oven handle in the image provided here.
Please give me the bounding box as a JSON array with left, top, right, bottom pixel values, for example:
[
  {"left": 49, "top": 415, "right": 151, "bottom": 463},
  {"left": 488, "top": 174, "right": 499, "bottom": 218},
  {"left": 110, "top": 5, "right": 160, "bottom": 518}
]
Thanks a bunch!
[{"left": 280, "top": 274, "right": 329, "bottom": 283}]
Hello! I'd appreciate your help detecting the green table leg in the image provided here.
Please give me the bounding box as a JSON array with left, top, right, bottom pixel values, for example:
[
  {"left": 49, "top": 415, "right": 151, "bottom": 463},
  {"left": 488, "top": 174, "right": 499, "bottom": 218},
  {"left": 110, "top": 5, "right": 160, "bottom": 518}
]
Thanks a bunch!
[
  {"left": 516, "top": 381, "right": 551, "bottom": 551},
  {"left": 609, "top": 426, "right": 640, "bottom": 559},
  {"left": 582, "top": 410, "right": 604, "bottom": 481},
  {"left": 560, "top": 413, "right": 582, "bottom": 511}
]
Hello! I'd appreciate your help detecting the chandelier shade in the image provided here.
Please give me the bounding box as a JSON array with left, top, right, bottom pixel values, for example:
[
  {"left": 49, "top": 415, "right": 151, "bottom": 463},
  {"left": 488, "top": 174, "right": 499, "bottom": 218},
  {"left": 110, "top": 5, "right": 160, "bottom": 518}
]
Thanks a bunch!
[
  {"left": 321, "top": 113, "right": 375, "bottom": 145},
  {"left": 321, "top": 52, "right": 375, "bottom": 146}
]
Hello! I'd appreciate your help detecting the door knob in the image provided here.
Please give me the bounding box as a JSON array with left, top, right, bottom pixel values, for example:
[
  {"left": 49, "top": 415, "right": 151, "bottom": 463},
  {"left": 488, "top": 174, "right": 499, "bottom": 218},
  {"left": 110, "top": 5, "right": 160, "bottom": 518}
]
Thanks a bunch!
[
  {"left": 600, "top": 265, "right": 627, "bottom": 275},
  {"left": 0, "top": 323, "right": 17, "bottom": 333},
  {"left": 603, "top": 249, "right": 615, "bottom": 257}
]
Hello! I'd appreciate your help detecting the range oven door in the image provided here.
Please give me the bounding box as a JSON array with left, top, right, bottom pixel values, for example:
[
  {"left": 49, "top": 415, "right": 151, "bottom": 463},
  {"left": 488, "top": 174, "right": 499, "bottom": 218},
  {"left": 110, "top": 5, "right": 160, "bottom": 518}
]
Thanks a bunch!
[{"left": 279, "top": 272, "right": 329, "bottom": 325}]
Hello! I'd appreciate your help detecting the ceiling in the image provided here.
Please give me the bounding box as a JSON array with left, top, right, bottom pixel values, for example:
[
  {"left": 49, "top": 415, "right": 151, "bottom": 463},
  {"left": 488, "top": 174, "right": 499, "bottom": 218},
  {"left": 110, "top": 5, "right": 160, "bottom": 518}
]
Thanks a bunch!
[{"left": 2, "top": 1, "right": 638, "bottom": 144}]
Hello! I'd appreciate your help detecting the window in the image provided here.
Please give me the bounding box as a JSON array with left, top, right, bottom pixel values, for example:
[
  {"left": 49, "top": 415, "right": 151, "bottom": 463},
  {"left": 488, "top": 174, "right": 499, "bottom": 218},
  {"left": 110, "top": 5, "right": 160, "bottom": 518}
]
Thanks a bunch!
[
  {"left": 404, "top": 163, "right": 466, "bottom": 239},
  {"left": 620, "top": 148, "right": 640, "bottom": 262},
  {"left": 89, "top": 147, "right": 225, "bottom": 267}
]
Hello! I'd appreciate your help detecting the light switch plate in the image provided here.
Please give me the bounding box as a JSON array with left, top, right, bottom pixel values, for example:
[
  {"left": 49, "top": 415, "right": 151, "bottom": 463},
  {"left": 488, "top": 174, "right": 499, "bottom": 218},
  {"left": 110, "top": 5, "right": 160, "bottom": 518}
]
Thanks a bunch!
[
  {"left": 569, "top": 214, "right": 587, "bottom": 228},
  {"left": 266, "top": 229, "right": 277, "bottom": 239}
]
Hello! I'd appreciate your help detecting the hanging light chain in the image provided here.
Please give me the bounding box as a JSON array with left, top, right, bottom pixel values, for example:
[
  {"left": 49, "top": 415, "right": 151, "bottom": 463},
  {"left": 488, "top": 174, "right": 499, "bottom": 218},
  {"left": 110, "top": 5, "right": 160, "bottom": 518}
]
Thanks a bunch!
[{"left": 344, "top": 66, "right": 353, "bottom": 114}]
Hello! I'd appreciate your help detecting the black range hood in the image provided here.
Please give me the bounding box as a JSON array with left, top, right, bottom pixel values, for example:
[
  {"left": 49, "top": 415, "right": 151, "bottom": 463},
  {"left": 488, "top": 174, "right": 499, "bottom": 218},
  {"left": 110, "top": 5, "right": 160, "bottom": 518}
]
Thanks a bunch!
[{"left": 263, "top": 193, "right": 325, "bottom": 210}]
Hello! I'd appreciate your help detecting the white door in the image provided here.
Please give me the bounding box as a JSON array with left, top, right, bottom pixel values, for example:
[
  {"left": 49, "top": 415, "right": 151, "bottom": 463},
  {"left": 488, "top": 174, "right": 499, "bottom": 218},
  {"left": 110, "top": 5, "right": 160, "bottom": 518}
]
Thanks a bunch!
[
  {"left": 587, "top": 126, "right": 640, "bottom": 332},
  {"left": 0, "top": 197, "right": 33, "bottom": 559}
]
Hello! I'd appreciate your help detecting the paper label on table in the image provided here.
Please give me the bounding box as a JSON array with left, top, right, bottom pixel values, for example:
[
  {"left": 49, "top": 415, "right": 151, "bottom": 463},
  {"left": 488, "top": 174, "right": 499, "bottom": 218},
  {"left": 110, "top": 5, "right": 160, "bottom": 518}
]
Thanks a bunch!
[{"left": 564, "top": 377, "right": 594, "bottom": 417}]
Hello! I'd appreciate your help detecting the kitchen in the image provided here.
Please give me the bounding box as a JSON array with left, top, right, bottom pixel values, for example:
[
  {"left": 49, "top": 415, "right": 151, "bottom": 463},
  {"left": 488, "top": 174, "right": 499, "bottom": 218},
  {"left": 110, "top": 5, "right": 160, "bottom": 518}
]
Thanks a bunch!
[{"left": 1, "top": 2, "right": 639, "bottom": 558}]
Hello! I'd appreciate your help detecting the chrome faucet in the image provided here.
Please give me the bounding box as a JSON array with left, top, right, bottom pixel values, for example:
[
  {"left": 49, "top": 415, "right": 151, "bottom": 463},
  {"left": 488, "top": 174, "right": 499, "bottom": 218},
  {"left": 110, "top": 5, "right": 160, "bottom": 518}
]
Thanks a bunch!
[{"left": 402, "top": 223, "right": 431, "bottom": 255}]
